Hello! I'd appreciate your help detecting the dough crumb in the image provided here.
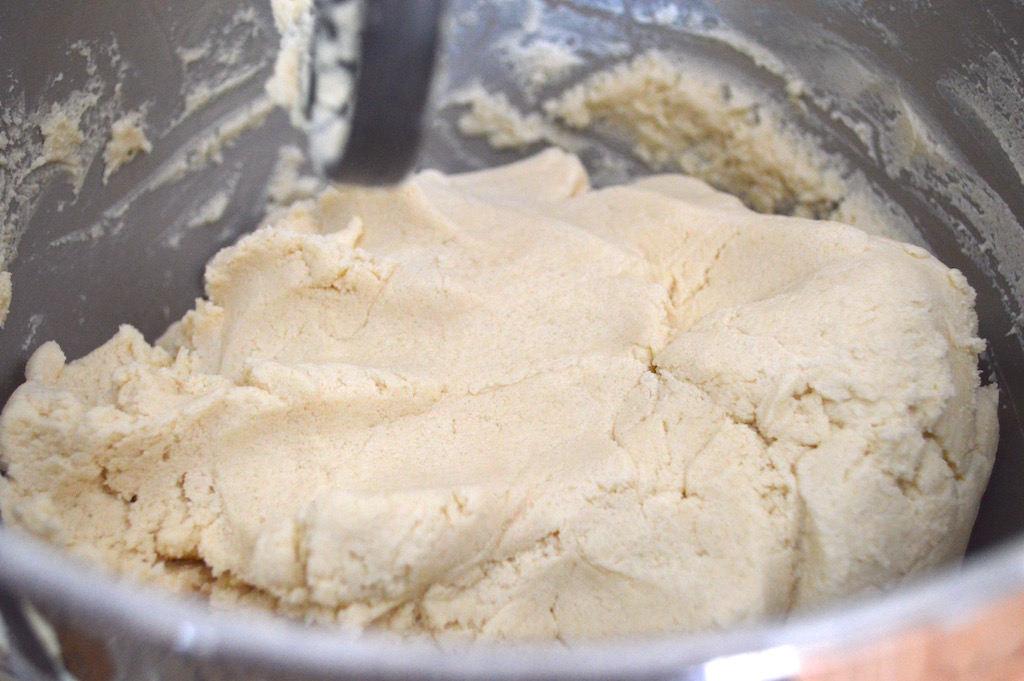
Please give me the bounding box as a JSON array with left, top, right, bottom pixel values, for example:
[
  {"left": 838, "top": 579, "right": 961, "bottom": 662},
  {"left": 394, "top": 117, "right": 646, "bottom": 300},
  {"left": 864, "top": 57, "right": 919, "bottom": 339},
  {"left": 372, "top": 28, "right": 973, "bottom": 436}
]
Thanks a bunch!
[
  {"left": 30, "top": 94, "right": 96, "bottom": 192},
  {"left": 265, "top": 144, "right": 323, "bottom": 208},
  {"left": 450, "top": 83, "right": 569, "bottom": 150},
  {"left": 103, "top": 110, "right": 152, "bottom": 183},
  {"left": 0, "top": 271, "right": 10, "bottom": 328},
  {"left": 499, "top": 39, "right": 585, "bottom": 99},
  {"left": 265, "top": 0, "right": 314, "bottom": 125}
]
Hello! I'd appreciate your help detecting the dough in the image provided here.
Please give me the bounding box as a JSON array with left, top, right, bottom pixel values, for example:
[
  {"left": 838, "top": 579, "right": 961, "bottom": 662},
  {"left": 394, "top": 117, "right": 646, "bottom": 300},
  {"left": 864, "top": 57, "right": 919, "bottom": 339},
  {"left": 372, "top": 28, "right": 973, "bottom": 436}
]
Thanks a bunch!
[
  {"left": 0, "top": 271, "right": 10, "bottom": 327},
  {"left": 0, "top": 149, "right": 998, "bottom": 640},
  {"left": 103, "top": 110, "right": 152, "bottom": 183},
  {"left": 545, "top": 51, "right": 845, "bottom": 218}
]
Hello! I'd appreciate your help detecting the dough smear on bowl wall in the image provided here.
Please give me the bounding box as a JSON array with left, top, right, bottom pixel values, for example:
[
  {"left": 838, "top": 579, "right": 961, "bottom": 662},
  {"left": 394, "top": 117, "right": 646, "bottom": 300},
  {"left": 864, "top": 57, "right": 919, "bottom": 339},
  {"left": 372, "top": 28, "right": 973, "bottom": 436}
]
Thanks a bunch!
[{"left": 0, "top": 148, "right": 997, "bottom": 640}]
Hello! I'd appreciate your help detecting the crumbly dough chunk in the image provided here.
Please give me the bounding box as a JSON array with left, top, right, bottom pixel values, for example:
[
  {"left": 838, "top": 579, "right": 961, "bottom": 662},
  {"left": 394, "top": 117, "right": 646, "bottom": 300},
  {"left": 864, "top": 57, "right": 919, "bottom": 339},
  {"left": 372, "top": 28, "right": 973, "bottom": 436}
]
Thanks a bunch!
[
  {"left": 546, "top": 51, "right": 845, "bottom": 218},
  {"left": 0, "top": 149, "right": 998, "bottom": 640},
  {"left": 103, "top": 111, "right": 152, "bottom": 183},
  {"left": 0, "top": 271, "right": 10, "bottom": 327}
]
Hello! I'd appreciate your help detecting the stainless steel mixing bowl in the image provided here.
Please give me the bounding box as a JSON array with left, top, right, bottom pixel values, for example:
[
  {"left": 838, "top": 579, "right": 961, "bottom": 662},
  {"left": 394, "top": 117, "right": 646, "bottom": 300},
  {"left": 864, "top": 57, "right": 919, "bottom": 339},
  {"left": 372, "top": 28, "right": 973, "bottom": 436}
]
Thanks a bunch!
[{"left": 1, "top": 1, "right": 1022, "bottom": 679}]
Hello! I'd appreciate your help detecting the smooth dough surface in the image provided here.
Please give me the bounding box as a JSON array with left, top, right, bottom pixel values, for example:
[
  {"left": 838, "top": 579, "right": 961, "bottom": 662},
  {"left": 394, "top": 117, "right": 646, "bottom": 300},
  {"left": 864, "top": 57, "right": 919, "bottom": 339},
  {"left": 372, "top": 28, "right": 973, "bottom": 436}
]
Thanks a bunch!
[{"left": 0, "top": 149, "right": 998, "bottom": 640}]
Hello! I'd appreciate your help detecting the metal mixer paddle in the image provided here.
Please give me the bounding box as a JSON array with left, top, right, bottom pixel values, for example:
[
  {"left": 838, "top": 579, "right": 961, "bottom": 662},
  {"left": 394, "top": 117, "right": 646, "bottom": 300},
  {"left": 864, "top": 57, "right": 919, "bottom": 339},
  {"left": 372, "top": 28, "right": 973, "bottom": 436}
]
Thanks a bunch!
[{"left": 305, "top": 0, "right": 445, "bottom": 185}]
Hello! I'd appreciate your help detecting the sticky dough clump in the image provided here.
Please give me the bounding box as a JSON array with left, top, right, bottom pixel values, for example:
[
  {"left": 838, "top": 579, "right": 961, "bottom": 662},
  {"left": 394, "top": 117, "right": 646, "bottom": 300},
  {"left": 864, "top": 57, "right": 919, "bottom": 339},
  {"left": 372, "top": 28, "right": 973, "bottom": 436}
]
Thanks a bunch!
[{"left": 0, "top": 149, "right": 997, "bottom": 639}]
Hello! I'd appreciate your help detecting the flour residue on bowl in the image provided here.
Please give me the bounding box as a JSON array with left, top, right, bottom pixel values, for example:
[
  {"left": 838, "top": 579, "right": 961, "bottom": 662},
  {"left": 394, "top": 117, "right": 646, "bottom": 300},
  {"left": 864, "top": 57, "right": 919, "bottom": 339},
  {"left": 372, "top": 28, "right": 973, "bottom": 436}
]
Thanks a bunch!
[{"left": 0, "top": 41, "right": 127, "bottom": 321}]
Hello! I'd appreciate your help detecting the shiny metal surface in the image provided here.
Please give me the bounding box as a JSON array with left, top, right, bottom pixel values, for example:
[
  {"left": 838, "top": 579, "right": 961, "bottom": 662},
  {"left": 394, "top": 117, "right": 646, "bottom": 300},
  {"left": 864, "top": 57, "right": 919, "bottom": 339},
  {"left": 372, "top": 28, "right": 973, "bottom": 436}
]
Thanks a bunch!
[
  {"left": 0, "top": 1, "right": 1022, "bottom": 679},
  {"left": 308, "top": 0, "right": 446, "bottom": 184}
]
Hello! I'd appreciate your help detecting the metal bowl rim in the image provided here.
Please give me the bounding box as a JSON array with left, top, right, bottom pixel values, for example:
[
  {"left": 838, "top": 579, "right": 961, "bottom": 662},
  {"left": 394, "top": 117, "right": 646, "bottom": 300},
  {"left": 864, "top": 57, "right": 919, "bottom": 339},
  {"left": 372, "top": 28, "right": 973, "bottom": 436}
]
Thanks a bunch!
[{"left": 0, "top": 527, "right": 1022, "bottom": 678}]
